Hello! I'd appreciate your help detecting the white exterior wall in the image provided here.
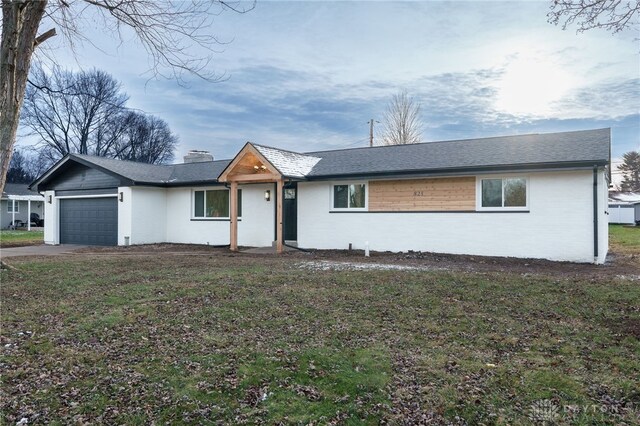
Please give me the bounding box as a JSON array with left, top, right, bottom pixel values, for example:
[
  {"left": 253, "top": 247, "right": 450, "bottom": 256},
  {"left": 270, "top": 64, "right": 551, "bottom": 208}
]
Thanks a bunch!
[
  {"left": 128, "top": 187, "right": 167, "bottom": 244},
  {"left": 297, "top": 170, "right": 608, "bottom": 263},
  {"left": 117, "top": 187, "right": 132, "bottom": 245},
  {"left": 43, "top": 191, "right": 58, "bottom": 244},
  {"left": 237, "top": 183, "right": 276, "bottom": 247},
  {"left": 165, "top": 184, "right": 274, "bottom": 247}
]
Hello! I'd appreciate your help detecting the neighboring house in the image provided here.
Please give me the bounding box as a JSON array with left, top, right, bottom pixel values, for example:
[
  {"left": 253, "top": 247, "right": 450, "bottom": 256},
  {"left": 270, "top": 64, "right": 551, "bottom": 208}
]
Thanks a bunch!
[
  {"left": 30, "top": 128, "right": 611, "bottom": 263},
  {"left": 1, "top": 183, "right": 45, "bottom": 229},
  {"left": 608, "top": 191, "right": 640, "bottom": 225}
]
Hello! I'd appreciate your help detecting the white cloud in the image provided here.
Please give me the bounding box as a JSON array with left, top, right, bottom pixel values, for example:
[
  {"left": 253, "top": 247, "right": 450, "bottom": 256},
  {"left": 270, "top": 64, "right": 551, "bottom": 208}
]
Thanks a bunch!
[{"left": 21, "top": 0, "right": 640, "bottom": 161}]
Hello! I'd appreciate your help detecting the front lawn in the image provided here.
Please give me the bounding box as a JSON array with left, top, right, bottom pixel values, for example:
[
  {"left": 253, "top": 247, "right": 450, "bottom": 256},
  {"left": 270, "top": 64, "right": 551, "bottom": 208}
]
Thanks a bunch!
[
  {"left": 1, "top": 250, "right": 638, "bottom": 424},
  {"left": 0, "top": 230, "right": 44, "bottom": 247},
  {"left": 610, "top": 224, "right": 640, "bottom": 254}
]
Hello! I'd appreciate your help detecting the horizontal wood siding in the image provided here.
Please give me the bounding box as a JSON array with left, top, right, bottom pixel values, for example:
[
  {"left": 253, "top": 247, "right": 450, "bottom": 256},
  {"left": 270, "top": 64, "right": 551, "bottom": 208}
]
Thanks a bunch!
[
  {"left": 43, "top": 163, "right": 121, "bottom": 191},
  {"left": 369, "top": 177, "right": 476, "bottom": 211}
]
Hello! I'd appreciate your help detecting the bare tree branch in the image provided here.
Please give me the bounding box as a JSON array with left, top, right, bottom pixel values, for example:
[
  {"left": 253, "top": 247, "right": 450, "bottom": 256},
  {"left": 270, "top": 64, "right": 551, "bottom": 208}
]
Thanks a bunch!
[
  {"left": 380, "top": 91, "right": 423, "bottom": 146},
  {"left": 1, "top": 0, "right": 255, "bottom": 193},
  {"left": 22, "top": 65, "right": 176, "bottom": 164},
  {"left": 548, "top": 0, "right": 640, "bottom": 34}
]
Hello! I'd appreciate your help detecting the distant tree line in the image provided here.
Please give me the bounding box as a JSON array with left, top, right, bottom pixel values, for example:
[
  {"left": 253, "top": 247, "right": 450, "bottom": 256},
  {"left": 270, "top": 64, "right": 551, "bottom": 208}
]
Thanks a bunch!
[{"left": 7, "top": 65, "right": 178, "bottom": 184}]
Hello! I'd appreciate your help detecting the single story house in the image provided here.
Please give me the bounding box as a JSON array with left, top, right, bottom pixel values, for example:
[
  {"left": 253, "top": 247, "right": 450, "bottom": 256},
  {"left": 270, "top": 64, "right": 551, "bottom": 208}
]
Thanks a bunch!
[
  {"left": 30, "top": 128, "right": 611, "bottom": 263},
  {"left": 608, "top": 191, "right": 640, "bottom": 225},
  {"left": 1, "top": 183, "right": 45, "bottom": 229}
]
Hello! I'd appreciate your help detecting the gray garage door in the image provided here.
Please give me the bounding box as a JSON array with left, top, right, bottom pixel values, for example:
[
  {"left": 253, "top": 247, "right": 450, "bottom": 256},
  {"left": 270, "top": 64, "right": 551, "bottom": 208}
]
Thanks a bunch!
[{"left": 59, "top": 198, "right": 118, "bottom": 246}]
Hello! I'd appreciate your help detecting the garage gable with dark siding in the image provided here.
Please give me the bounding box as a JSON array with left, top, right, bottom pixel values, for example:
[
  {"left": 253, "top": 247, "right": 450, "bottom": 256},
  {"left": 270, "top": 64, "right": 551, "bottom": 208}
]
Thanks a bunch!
[
  {"left": 33, "top": 158, "right": 128, "bottom": 246},
  {"left": 38, "top": 162, "right": 123, "bottom": 193}
]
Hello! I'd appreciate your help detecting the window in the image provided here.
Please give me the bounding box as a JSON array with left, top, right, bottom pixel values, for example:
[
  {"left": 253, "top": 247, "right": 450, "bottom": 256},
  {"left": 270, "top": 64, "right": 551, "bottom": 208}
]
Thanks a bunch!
[
  {"left": 193, "top": 189, "right": 242, "bottom": 218},
  {"left": 480, "top": 177, "right": 527, "bottom": 209},
  {"left": 332, "top": 183, "right": 366, "bottom": 209},
  {"left": 284, "top": 188, "right": 296, "bottom": 200},
  {"left": 7, "top": 201, "right": 19, "bottom": 213}
]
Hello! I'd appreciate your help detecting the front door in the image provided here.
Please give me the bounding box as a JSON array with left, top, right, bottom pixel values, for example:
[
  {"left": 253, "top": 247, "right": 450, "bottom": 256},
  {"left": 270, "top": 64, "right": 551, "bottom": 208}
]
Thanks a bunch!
[{"left": 283, "top": 182, "right": 297, "bottom": 241}]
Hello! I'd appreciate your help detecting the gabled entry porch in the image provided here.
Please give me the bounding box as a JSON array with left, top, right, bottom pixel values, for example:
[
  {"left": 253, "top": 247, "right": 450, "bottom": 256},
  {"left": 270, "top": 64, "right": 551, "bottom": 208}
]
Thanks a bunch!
[{"left": 218, "top": 143, "right": 315, "bottom": 253}]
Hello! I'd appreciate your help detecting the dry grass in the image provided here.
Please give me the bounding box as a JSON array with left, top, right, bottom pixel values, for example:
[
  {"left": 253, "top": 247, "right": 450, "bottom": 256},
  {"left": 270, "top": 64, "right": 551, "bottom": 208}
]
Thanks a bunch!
[
  {"left": 1, "top": 245, "right": 638, "bottom": 424},
  {"left": 0, "top": 230, "right": 44, "bottom": 248}
]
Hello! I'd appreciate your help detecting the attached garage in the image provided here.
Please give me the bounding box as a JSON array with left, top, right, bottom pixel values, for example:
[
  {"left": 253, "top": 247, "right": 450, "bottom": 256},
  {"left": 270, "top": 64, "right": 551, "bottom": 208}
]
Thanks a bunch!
[
  {"left": 29, "top": 157, "right": 131, "bottom": 246},
  {"left": 59, "top": 198, "right": 118, "bottom": 245}
]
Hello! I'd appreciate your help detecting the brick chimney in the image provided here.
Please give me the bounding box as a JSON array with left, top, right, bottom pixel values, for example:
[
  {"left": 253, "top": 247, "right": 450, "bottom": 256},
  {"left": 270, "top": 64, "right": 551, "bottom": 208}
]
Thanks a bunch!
[{"left": 184, "top": 150, "right": 214, "bottom": 163}]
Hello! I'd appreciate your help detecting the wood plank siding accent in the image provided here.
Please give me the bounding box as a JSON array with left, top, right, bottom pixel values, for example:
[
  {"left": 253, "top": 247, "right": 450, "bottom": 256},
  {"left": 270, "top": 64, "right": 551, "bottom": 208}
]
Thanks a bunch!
[{"left": 368, "top": 177, "right": 476, "bottom": 211}]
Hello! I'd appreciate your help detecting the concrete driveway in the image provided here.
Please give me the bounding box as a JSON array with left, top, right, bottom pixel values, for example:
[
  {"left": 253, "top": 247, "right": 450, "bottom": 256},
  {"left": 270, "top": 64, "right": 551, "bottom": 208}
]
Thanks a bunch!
[{"left": 1, "top": 244, "right": 88, "bottom": 258}]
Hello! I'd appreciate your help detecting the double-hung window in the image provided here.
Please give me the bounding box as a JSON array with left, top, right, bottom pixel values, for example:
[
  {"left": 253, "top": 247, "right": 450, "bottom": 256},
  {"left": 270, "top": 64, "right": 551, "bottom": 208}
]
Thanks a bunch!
[
  {"left": 479, "top": 177, "right": 527, "bottom": 210},
  {"left": 193, "top": 189, "right": 242, "bottom": 219},
  {"left": 332, "top": 183, "right": 367, "bottom": 210},
  {"left": 7, "top": 201, "right": 19, "bottom": 213}
]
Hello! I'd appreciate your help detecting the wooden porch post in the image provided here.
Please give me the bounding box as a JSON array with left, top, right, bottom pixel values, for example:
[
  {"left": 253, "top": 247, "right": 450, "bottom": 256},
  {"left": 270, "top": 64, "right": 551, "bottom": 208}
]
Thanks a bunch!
[
  {"left": 276, "top": 179, "right": 284, "bottom": 253},
  {"left": 27, "top": 199, "right": 31, "bottom": 230},
  {"left": 230, "top": 181, "right": 238, "bottom": 251}
]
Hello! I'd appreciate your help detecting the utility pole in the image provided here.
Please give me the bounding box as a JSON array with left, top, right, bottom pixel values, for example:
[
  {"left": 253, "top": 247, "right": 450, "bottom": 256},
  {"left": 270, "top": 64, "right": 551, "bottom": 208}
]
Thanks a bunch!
[{"left": 368, "top": 119, "right": 379, "bottom": 147}]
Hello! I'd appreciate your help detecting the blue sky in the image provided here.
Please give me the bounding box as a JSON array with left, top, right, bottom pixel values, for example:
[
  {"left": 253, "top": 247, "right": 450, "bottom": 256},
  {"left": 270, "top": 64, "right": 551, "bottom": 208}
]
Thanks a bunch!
[{"left": 27, "top": 0, "right": 640, "bottom": 162}]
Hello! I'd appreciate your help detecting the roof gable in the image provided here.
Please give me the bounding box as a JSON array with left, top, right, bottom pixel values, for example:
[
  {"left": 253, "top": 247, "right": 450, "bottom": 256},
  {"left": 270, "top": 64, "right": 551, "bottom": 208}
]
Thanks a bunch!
[
  {"left": 253, "top": 144, "right": 321, "bottom": 178},
  {"left": 218, "top": 143, "right": 282, "bottom": 183}
]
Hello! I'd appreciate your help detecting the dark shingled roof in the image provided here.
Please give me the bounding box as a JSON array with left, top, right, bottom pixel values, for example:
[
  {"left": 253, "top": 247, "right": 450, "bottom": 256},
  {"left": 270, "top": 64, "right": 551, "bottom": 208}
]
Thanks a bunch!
[
  {"left": 70, "top": 154, "right": 230, "bottom": 185},
  {"left": 31, "top": 128, "right": 610, "bottom": 188},
  {"left": 2, "top": 183, "right": 43, "bottom": 198},
  {"left": 305, "top": 128, "right": 611, "bottom": 178}
]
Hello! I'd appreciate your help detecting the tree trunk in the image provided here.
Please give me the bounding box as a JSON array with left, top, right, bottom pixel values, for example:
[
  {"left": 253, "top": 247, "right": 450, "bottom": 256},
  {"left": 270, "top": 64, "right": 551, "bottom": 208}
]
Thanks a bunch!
[{"left": 0, "top": 0, "right": 49, "bottom": 194}]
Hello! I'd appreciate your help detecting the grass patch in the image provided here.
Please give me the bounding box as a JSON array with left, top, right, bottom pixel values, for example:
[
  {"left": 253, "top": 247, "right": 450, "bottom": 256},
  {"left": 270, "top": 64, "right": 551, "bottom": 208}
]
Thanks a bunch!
[
  {"left": 609, "top": 224, "right": 640, "bottom": 253},
  {"left": 0, "top": 230, "right": 44, "bottom": 247},
  {"left": 1, "top": 254, "right": 638, "bottom": 424}
]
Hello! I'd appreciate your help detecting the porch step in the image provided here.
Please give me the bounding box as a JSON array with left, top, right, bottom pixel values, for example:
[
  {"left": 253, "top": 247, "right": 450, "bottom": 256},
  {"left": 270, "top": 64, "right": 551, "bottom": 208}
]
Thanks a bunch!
[{"left": 271, "top": 240, "right": 298, "bottom": 248}]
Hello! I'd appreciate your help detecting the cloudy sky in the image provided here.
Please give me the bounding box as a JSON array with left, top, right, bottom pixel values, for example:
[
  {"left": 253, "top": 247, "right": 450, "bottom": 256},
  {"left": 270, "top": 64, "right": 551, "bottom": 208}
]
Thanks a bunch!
[{"left": 27, "top": 0, "right": 640, "bottom": 163}]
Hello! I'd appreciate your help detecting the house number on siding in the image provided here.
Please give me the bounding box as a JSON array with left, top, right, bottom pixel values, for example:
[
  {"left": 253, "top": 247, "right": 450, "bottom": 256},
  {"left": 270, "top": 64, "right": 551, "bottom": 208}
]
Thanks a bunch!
[{"left": 413, "top": 191, "right": 424, "bottom": 196}]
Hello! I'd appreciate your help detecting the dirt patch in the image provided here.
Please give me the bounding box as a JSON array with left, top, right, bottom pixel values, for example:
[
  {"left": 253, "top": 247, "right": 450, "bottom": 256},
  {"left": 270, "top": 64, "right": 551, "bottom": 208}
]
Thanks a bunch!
[
  {"left": 65, "top": 243, "right": 640, "bottom": 280},
  {"left": 605, "top": 318, "right": 640, "bottom": 339},
  {"left": 297, "top": 260, "right": 444, "bottom": 272},
  {"left": 73, "top": 243, "right": 230, "bottom": 254},
  {"left": 0, "top": 241, "right": 44, "bottom": 248}
]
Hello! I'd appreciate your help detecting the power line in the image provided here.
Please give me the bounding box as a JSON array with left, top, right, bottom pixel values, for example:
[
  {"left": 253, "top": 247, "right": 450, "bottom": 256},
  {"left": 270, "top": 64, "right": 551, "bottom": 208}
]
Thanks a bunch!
[{"left": 343, "top": 138, "right": 370, "bottom": 148}]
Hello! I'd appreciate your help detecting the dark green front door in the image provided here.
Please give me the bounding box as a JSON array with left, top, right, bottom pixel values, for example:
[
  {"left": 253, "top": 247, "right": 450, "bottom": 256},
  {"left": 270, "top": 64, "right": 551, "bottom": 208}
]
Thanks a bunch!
[{"left": 283, "top": 183, "right": 297, "bottom": 241}]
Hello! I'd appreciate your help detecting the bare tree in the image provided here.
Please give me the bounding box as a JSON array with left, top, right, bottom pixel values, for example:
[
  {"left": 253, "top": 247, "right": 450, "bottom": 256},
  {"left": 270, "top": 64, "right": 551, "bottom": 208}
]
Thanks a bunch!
[
  {"left": 0, "top": 0, "right": 254, "bottom": 193},
  {"left": 6, "top": 147, "right": 51, "bottom": 183},
  {"left": 113, "top": 111, "right": 177, "bottom": 164},
  {"left": 380, "top": 91, "right": 423, "bottom": 146},
  {"left": 22, "top": 64, "right": 128, "bottom": 159},
  {"left": 548, "top": 0, "right": 639, "bottom": 34},
  {"left": 22, "top": 65, "right": 177, "bottom": 164},
  {"left": 6, "top": 149, "right": 35, "bottom": 183}
]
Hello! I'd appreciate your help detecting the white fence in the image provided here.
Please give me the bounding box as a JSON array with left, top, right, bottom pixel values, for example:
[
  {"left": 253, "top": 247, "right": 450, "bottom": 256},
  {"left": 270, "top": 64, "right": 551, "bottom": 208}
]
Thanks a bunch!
[{"left": 608, "top": 205, "right": 636, "bottom": 224}]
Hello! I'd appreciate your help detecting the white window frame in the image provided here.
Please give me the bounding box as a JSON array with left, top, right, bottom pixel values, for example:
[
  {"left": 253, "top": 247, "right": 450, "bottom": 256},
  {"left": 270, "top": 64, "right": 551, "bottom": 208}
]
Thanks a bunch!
[
  {"left": 191, "top": 187, "right": 242, "bottom": 219},
  {"left": 330, "top": 181, "right": 368, "bottom": 211},
  {"left": 7, "top": 200, "right": 19, "bottom": 213},
  {"left": 476, "top": 176, "right": 529, "bottom": 211}
]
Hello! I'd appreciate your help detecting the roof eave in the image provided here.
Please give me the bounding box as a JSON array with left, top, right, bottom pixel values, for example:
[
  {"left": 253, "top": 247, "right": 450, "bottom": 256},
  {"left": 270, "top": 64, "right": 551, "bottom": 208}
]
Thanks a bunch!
[{"left": 305, "top": 160, "right": 609, "bottom": 181}]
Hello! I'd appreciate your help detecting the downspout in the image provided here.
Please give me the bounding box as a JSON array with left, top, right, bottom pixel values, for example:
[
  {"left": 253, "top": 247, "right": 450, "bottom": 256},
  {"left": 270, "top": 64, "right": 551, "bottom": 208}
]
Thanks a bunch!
[{"left": 593, "top": 165, "right": 598, "bottom": 263}]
